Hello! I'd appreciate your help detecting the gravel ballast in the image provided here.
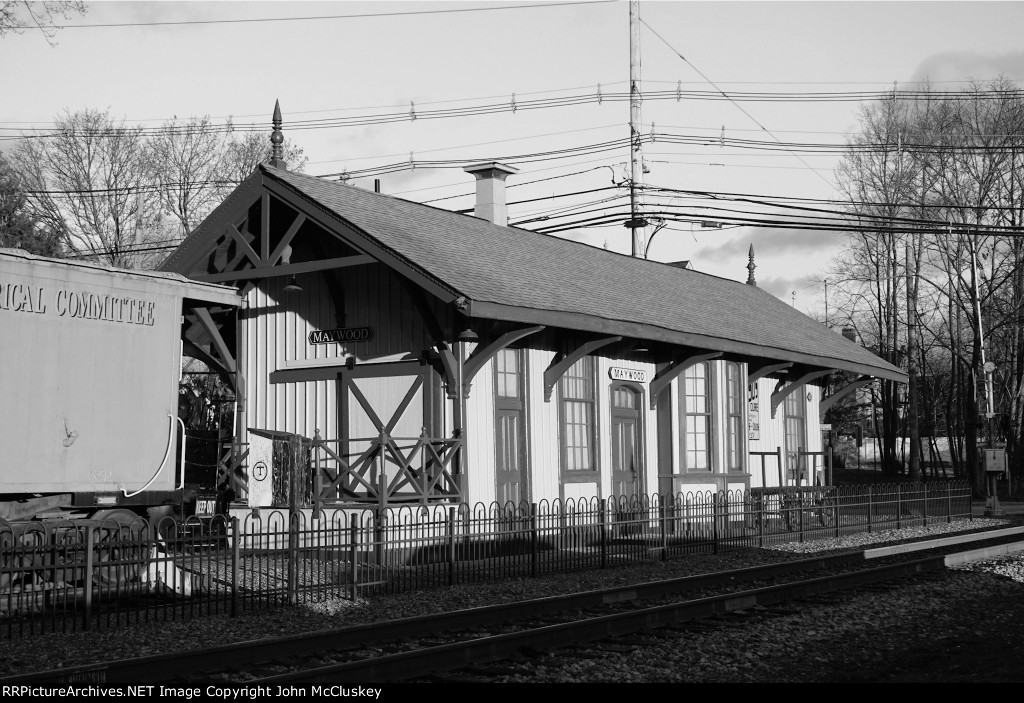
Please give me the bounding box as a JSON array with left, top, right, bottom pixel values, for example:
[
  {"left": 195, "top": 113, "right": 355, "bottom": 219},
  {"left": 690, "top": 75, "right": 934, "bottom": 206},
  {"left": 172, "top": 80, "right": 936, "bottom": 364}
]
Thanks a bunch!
[{"left": 2, "top": 516, "right": 1022, "bottom": 681}]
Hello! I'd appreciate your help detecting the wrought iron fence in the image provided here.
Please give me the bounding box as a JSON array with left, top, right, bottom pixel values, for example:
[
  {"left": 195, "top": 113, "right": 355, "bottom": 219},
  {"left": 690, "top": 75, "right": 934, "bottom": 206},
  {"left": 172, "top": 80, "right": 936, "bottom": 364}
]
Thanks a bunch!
[{"left": 0, "top": 481, "right": 972, "bottom": 638}]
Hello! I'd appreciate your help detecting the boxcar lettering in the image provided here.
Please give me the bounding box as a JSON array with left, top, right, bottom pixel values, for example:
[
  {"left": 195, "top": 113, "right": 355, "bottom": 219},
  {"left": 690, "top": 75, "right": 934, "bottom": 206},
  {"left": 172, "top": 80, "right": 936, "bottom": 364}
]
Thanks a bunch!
[
  {"left": 54, "top": 290, "right": 156, "bottom": 326},
  {"left": 0, "top": 282, "right": 46, "bottom": 315},
  {"left": 90, "top": 470, "right": 113, "bottom": 483}
]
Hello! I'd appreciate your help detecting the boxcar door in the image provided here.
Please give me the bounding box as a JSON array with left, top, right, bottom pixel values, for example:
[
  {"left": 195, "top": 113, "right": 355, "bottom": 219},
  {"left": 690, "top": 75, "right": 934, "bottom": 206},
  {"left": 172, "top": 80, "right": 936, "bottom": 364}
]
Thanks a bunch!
[
  {"left": 610, "top": 383, "right": 642, "bottom": 501},
  {"left": 494, "top": 348, "right": 527, "bottom": 507}
]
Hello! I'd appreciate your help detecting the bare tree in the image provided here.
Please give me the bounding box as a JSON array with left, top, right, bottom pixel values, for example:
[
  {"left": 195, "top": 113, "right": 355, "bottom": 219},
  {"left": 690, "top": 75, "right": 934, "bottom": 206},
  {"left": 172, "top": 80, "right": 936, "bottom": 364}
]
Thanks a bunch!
[
  {"left": 221, "top": 129, "right": 307, "bottom": 184},
  {"left": 0, "top": 151, "right": 61, "bottom": 255},
  {"left": 148, "top": 116, "right": 228, "bottom": 239},
  {"left": 0, "top": 1, "right": 86, "bottom": 44},
  {"left": 834, "top": 79, "right": 1024, "bottom": 496},
  {"left": 14, "top": 108, "right": 157, "bottom": 267}
]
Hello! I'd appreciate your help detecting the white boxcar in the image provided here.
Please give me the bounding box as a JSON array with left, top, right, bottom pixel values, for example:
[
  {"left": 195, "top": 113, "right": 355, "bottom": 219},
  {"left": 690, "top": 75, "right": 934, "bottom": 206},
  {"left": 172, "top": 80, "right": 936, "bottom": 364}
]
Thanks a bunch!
[{"left": 0, "top": 249, "right": 238, "bottom": 520}]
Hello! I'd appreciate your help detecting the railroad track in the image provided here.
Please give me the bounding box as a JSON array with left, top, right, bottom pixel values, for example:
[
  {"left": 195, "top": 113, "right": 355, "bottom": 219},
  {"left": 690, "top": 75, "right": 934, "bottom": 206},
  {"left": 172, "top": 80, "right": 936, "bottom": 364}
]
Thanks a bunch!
[{"left": 9, "top": 526, "right": 1024, "bottom": 684}]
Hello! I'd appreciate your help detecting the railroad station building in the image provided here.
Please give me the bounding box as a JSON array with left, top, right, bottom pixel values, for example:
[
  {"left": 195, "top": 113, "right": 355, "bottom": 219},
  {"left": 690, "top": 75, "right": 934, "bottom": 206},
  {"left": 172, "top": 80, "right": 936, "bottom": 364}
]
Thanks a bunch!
[{"left": 161, "top": 114, "right": 906, "bottom": 512}]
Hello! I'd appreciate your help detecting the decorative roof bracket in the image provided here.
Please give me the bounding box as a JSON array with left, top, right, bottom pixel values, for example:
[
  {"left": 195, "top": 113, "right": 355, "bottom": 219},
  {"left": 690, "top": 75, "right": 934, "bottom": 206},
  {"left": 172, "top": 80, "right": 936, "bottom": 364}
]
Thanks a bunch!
[
  {"left": 819, "top": 375, "right": 874, "bottom": 418},
  {"left": 770, "top": 369, "right": 835, "bottom": 419},
  {"left": 543, "top": 336, "right": 623, "bottom": 401},
  {"left": 650, "top": 351, "right": 723, "bottom": 410},
  {"left": 463, "top": 325, "right": 545, "bottom": 398}
]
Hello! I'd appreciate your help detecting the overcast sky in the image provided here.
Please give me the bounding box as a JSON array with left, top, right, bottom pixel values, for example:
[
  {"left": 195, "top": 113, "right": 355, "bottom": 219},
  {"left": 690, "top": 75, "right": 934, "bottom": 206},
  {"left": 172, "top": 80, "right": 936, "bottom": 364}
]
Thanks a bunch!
[{"left": 4, "top": 1, "right": 1024, "bottom": 319}]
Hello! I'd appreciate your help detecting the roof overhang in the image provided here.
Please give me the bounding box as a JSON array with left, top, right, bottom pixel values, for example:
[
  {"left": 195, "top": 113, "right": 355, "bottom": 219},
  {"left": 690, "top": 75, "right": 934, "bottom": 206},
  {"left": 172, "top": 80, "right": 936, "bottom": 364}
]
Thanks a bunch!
[{"left": 466, "top": 299, "right": 908, "bottom": 383}]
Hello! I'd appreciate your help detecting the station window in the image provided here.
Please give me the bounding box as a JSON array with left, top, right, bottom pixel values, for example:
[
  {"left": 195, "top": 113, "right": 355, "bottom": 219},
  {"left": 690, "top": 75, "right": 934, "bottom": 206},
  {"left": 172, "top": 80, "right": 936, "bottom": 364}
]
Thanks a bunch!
[
  {"left": 560, "top": 356, "right": 597, "bottom": 473},
  {"left": 680, "top": 362, "right": 712, "bottom": 472},
  {"left": 784, "top": 386, "right": 807, "bottom": 483},
  {"left": 726, "top": 362, "right": 744, "bottom": 472}
]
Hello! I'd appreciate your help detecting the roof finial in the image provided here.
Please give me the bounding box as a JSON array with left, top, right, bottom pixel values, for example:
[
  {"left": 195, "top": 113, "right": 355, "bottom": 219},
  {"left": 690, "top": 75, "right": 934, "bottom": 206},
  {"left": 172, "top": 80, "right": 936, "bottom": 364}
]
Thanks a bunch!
[
  {"left": 746, "top": 243, "right": 757, "bottom": 287},
  {"left": 269, "top": 99, "right": 286, "bottom": 169}
]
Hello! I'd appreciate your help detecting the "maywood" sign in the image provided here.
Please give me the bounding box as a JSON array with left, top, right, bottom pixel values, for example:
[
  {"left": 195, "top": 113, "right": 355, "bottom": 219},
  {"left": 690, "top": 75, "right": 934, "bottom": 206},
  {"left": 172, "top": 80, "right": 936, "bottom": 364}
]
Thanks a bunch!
[
  {"left": 608, "top": 367, "right": 648, "bottom": 383},
  {"left": 308, "top": 327, "right": 374, "bottom": 344}
]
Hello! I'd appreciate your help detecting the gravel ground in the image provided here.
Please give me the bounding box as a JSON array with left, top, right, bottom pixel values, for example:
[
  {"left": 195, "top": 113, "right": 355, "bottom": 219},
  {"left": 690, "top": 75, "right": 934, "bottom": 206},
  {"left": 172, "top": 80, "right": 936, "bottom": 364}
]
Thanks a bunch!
[{"left": 2, "top": 515, "right": 1022, "bottom": 681}]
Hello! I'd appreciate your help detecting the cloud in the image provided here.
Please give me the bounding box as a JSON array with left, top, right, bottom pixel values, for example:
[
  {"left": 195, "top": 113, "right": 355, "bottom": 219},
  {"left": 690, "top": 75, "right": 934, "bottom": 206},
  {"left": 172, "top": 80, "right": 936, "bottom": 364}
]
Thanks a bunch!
[
  {"left": 692, "top": 226, "right": 839, "bottom": 261},
  {"left": 910, "top": 51, "right": 1024, "bottom": 85},
  {"left": 759, "top": 273, "right": 823, "bottom": 307}
]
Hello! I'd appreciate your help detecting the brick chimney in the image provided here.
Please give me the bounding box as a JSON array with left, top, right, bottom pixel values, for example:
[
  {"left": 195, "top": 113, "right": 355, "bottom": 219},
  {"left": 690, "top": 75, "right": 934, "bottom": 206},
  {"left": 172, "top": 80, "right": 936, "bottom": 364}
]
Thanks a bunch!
[
  {"left": 463, "top": 162, "right": 518, "bottom": 226},
  {"left": 841, "top": 327, "right": 858, "bottom": 343}
]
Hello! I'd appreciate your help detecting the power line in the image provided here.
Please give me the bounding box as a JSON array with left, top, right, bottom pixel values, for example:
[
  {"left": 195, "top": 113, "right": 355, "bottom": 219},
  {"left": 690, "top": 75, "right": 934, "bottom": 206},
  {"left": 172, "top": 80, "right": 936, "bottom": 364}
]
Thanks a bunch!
[
  {"left": 55, "top": 2, "right": 615, "bottom": 29},
  {"left": 6, "top": 86, "right": 1022, "bottom": 140}
]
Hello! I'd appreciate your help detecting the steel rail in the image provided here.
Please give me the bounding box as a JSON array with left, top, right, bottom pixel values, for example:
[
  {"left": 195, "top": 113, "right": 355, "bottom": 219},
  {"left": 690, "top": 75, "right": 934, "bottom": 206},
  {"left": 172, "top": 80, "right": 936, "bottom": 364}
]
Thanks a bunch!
[{"left": 252, "top": 556, "right": 955, "bottom": 683}]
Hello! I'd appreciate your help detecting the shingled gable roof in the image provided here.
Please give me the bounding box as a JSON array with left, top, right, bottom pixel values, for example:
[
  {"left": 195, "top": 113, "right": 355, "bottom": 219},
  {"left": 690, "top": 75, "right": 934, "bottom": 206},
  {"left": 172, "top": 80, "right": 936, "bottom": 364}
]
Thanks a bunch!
[{"left": 169, "top": 164, "right": 906, "bottom": 383}]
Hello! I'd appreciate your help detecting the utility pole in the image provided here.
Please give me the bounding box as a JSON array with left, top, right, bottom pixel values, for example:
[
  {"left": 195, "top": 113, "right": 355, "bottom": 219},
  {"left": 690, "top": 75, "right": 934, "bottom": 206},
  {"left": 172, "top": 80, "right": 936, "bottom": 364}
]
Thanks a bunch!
[
  {"left": 906, "top": 244, "right": 920, "bottom": 481},
  {"left": 626, "top": 1, "right": 649, "bottom": 257}
]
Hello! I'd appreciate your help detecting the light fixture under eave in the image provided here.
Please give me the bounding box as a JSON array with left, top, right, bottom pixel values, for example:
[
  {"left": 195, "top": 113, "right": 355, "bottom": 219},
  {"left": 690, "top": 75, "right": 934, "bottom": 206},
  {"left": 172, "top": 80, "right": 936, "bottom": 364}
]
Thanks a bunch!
[{"left": 283, "top": 275, "right": 302, "bottom": 293}]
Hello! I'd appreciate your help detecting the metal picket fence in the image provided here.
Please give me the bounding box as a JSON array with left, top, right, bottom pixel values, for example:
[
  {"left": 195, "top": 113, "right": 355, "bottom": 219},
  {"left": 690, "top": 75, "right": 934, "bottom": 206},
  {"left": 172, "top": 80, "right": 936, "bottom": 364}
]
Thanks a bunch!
[{"left": 0, "top": 481, "right": 972, "bottom": 638}]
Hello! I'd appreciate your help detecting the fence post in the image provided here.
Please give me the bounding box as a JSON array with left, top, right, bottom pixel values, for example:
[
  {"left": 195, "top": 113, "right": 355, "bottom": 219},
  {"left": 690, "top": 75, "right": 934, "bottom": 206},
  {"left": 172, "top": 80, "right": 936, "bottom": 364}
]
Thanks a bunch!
[
  {"left": 231, "top": 517, "right": 240, "bottom": 617},
  {"left": 447, "top": 507, "right": 457, "bottom": 587},
  {"left": 530, "top": 503, "right": 539, "bottom": 578},
  {"left": 599, "top": 498, "right": 608, "bottom": 569},
  {"left": 712, "top": 493, "right": 719, "bottom": 555},
  {"left": 287, "top": 513, "right": 299, "bottom": 607},
  {"left": 923, "top": 482, "right": 928, "bottom": 526},
  {"left": 349, "top": 514, "right": 359, "bottom": 602},
  {"left": 757, "top": 491, "right": 765, "bottom": 548},
  {"left": 867, "top": 485, "right": 873, "bottom": 533},
  {"left": 83, "top": 527, "right": 94, "bottom": 632},
  {"left": 798, "top": 487, "right": 804, "bottom": 543},
  {"left": 659, "top": 503, "right": 668, "bottom": 561},
  {"left": 897, "top": 483, "right": 902, "bottom": 530},
  {"left": 946, "top": 482, "right": 952, "bottom": 524}
]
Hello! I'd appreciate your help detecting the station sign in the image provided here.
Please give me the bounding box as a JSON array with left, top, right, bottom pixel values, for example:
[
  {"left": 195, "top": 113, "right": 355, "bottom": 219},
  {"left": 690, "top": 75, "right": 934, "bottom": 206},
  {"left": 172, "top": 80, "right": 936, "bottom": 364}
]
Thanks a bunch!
[
  {"left": 308, "top": 326, "right": 374, "bottom": 345},
  {"left": 609, "top": 367, "right": 648, "bottom": 383}
]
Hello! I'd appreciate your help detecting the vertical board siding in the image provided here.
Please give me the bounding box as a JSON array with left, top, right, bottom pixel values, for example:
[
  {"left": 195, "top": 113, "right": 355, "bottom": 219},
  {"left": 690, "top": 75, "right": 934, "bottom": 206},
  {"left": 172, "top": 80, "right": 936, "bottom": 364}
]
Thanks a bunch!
[
  {"left": 526, "top": 348, "right": 560, "bottom": 503},
  {"left": 466, "top": 356, "right": 496, "bottom": 507},
  {"left": 242, "top": 265, "right": 446, "bottom": 457}
]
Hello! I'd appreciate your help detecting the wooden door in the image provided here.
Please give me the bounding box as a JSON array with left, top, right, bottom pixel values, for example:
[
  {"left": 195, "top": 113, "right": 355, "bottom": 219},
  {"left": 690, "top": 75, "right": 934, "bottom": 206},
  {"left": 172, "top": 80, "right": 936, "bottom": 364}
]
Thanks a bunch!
[{"left": 611, "top": 384, "right": 642, "bottom": 501}]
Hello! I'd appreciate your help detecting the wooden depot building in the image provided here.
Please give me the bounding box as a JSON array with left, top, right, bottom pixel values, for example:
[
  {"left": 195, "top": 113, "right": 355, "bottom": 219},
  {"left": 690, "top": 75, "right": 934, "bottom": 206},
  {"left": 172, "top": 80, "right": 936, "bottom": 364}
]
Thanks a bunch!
[{"left": 161, "top": 111, "right": 906, "bottom": 513}]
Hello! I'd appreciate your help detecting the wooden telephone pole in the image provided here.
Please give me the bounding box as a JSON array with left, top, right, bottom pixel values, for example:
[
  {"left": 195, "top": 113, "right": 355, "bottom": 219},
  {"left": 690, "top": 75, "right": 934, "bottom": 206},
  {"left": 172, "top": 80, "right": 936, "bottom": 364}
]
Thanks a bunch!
[{"left": 627, "top": 1, "right": 649, "bottom": 257}]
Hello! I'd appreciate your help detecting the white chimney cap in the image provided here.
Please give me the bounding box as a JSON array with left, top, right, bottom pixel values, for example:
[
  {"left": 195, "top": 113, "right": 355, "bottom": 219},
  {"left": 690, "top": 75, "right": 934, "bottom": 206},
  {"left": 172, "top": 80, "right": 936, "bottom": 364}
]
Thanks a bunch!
[{"left": 464, "top": 162, "right": 519, "bottom": 178}]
